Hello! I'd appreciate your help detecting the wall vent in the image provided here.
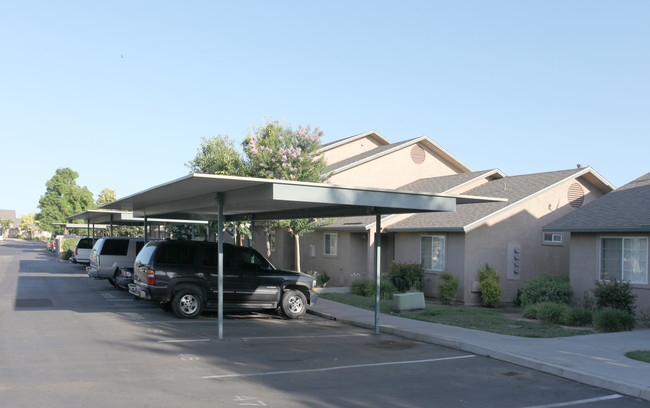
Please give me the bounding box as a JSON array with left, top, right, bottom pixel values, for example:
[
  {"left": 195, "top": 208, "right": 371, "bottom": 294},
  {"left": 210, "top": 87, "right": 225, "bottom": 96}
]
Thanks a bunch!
[
  {"left": 411, "top": 145, "right": 425, "bottom": 164},
  {"left": 568, "top": 183, "right": 585, "bottom": 208}
]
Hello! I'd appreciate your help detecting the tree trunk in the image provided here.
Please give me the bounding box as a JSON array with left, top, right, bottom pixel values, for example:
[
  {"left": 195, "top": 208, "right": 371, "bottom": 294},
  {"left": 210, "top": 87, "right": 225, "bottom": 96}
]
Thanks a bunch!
[{"left": 294, "top": 234, "right": 301, "bottom": 272}]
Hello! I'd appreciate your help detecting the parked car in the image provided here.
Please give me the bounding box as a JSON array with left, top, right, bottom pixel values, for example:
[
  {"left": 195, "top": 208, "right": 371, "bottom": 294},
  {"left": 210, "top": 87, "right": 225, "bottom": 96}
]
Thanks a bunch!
[
  {"left": 129, "top": 240, "right": 318, "bottom": 319},
  {"left": 70, "top": 237, "right": 96, "bottom": 265},
  {"left": 87, "top": 237, "right": 146, "bottom": 287}
]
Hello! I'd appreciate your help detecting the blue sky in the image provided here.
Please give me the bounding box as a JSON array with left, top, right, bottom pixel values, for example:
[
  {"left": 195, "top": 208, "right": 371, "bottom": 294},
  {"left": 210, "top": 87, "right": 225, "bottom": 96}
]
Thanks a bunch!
[{"left": 2, "top": 1, "right": 648, "bottom": 218}]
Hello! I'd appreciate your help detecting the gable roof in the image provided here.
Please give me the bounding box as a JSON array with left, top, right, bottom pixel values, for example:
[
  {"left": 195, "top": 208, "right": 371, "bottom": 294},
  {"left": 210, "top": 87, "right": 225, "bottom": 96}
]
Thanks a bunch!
[
  {"left": 386, "top": 167, "right": 613, "bottom": 233},
  {"left": 326, "top": 135, "right": 473, "bottom": 174},
  {"left": 320, "top": 130, "right": 390, "bottom": 150},
  {"left": 544, "top": 172, "right": 650, "bottom": 232}
]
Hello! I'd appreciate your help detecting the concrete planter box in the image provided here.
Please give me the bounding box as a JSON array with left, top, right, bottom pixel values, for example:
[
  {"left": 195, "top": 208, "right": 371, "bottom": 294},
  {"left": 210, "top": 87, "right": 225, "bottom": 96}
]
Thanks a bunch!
[{"left": 393, "top": 292, "right": 425, "bottom": 312}]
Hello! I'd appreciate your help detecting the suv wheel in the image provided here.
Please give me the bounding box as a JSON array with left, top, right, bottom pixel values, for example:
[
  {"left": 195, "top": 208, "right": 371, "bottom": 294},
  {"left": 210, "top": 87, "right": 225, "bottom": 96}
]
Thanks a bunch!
[
  {"left": 171, "top": 287, "right": 203, "bottom": 319},
  {"left": 281, "top": 290, "right": 307, "bottom": 319}
]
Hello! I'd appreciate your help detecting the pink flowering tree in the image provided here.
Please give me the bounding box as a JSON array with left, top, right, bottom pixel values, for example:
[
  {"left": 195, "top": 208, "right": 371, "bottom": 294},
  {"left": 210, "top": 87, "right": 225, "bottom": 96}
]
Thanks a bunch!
[{"left": 243, "top": 119, "right": 332, "bottom": 271}]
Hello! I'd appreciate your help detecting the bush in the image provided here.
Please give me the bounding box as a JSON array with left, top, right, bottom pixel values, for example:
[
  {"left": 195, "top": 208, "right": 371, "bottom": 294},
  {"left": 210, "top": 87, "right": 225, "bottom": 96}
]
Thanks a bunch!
[
  {"left": 593, "top": 307, "right": 636, "bottom": 332},
  {"left": 562, "top": 307, "right": 593, "bottom": 327},
  {"left": 478, "top": 264, "right": 503, "bottom": 308},
  {"left": 61, "top": 249, "right": 74, "bottom": 261},
  {"left": 388, "top": 263, "right": 424, "bottom": 293},
  {"left": 536, "top": 302, "right": 568, "bottom": 324},
  {"left": 437, "top": 272, "right": 459, "bottom": 305},
  {"left": 522, "top": 304, "right": 538, "bottom": 319},
  {"left": 318, "top": 271, "right": 330, "bottom": 287},
  {"left": 350, "top": 278, "right": 396, "bottom": 300},
  {"left": 519, "top": 274, "right": 573, "bottom": 307},
  {"left": 592, "top": 279, "right": 637, "bottom": 315},
  {"left": 351, "top": 279, "right": 374, "bottom": 297}
]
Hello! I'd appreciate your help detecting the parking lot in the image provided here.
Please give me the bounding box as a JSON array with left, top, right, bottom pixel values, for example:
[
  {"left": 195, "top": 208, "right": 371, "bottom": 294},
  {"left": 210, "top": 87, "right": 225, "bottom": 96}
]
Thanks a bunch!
[{"left": 1, "top": 240, "right": 647, "bottom": 407}]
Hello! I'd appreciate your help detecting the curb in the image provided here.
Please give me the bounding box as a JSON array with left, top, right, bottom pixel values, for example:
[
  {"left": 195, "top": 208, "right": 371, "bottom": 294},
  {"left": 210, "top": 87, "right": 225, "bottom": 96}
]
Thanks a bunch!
[{"left": 307, "top": 309, "right": 650, "bottom": 402}]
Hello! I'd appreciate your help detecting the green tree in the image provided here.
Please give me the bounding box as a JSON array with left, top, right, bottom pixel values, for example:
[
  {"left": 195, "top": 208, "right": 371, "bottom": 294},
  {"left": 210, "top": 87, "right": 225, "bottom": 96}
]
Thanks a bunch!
[
  {"left": 19, "top": 213, "right": 38, "bottom": 239},
  {"left": 96, "top": 187, "right": 117, "bottom": 206},
  {"left": 36, "top": 168, "right": 96, "bottom": 234},
  {"left": 0, "top": 218, "right": 11, "bottom": 237},
  {"left": 187, "top": 135, "right": 246, "bottom": 176},
  {"left": 242, "top": 119, "right": 331, "bottom": 271},
  {"left": 188, "top": 119, "right": 331, "bottom": 271}
]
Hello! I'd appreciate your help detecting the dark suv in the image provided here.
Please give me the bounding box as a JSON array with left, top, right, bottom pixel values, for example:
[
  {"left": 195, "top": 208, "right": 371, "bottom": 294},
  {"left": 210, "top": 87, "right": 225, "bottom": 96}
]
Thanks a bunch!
[{"left": 129, "top": 240, "right": 318, "bottom": 319}]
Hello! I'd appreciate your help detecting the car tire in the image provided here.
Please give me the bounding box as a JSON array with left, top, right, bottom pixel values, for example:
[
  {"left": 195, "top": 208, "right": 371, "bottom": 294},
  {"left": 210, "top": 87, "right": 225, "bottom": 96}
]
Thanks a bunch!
[
  {"left": 281, "top": 289, "right": 307, "bottom": 319},
  {"left": 171, "top": 287, "right": 203, "bottom": 319}
]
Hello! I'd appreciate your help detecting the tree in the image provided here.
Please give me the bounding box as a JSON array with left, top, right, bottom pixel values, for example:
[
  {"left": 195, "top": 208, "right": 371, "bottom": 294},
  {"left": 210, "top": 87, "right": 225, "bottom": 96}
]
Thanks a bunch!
[
  {"left": 96, "top": 187, "right": 117, "bottom": 206},
  {"left": 187, "top": 135, "right": 246, "bottom": 176},
  {"left": 242, "top": 119, "right": 331, "bottom": 271},
  {"left": 36, "top": 168, "right": 96, "bottom": 234},
  {"left": 0, "top": 218, "right": 11, "bottom": 237},
  {"left": 19, "top": 213, "right": 38, "bottom": 239},
  {"left": 188, "top": 119, "right": 332, "bottom": 271}
]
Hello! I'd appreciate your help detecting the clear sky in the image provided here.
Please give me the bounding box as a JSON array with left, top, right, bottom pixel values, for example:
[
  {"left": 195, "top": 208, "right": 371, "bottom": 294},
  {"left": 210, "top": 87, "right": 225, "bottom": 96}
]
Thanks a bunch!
[{"left": 2, "top": 1, "right": 648, "bottom": 218}]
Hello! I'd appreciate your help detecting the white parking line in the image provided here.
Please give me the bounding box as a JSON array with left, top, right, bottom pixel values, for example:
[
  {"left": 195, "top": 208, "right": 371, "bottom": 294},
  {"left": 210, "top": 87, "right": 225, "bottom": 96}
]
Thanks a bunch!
[
  {"left": 520, "top": 394, "right": 622, "bottom": 408},
  {"left": 241, "top": 333, "right": 371, "bottom": 341},
  {"left": 203, "top": 354, "right": 475, "bottom": 379},
  {"left": 158, "top": 339, "right": 211, "bottom": 343}
]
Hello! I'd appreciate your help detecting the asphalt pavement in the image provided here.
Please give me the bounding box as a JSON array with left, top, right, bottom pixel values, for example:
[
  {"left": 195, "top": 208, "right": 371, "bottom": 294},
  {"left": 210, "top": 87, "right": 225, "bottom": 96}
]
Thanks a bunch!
[{"left": 310, "top": 287, "right": 650, "bottom": 402}]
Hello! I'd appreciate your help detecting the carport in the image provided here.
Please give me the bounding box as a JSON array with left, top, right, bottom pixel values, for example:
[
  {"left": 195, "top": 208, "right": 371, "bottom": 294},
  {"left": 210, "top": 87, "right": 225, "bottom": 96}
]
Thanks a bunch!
[
  {"left": 67, "top": 209, "right": 209, "bottom": 239},
  {"left": 100, "top": 173, "right": 501, "bottom": 339}
]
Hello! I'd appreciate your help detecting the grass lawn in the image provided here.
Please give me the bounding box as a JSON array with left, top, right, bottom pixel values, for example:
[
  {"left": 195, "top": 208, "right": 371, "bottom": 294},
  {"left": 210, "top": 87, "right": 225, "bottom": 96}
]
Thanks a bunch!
[
  {"left": 320, "top": 292, "right": 594, "bottom": 338},
  {"left": 625, "top": 350, "right": 650, "bottom": 363}
]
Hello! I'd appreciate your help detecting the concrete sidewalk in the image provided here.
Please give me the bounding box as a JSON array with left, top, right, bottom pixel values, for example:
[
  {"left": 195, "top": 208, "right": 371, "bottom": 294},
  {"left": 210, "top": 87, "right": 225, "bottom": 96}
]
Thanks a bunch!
[{"left": 309, "top": 288, "right": 650, "bottom": 401}]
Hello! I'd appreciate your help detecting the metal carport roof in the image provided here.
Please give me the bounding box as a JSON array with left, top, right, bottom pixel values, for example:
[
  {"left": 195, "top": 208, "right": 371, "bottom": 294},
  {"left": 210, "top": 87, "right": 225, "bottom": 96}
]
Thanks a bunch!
[{"left": 99, "top": 173, "right": 504, "bottom": 338}]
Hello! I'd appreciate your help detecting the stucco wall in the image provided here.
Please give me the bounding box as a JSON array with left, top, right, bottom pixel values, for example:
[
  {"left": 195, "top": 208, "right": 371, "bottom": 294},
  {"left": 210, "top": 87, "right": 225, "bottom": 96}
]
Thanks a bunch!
[
  {"left": 329, "top": 144, "right": 461, "bottom": 189},
  {"left": 570, "top": 232, "right": 650, "bottom": 316},
  {"left": 322, "top": 136, "right": 385, "bottom": 166},
  {"left": 461, "top": 177, "right": 607, "bottom": 305},
  {"left": 300, "top": 231, "right": 372, "bottom": 285}
]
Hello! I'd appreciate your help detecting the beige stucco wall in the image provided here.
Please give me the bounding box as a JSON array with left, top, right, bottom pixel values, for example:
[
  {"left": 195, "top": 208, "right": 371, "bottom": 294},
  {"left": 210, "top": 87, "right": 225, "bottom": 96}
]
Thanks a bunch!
[
  {"left": 329, "top": 144, "right": 462, "bottom": 189},
  {"left": 569, "top": 232, "right": 650, "bottom": 316},
  {"left": 461, "top": 178, "right": 607, "bottom": 305},
  {"left": 393, "top": 232, "right": 466, "bottom": 302},
  {"left": 300, "top": 231, "right": 372, "bottom": 285},
  {"left": 322, "top": 135, "right": 386, "bottom": 166}
]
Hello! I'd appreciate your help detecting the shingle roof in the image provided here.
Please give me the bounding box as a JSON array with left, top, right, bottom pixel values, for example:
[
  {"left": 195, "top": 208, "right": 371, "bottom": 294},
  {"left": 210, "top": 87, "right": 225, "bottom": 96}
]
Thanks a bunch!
[
  {"left": 396, "top": 170, "right": 501, "bottom": 194},
  {"left": 544, "top": 172, "right": 650, "bottom": 232},
  {"left": 386, "top": 168, "right": 590, "bottom": 232},
  {"left": 326, "top": 139, "right": 415, "bottom": 172}
]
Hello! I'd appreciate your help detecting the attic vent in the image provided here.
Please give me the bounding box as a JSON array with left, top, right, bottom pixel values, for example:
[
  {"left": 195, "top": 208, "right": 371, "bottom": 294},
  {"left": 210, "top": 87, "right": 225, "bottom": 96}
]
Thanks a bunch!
[
  {"left": 411, "top": 146, "right": 425, "bottom": 164},
  {"left": 568, "top": 183, "right": 585, "bottom": 208}
]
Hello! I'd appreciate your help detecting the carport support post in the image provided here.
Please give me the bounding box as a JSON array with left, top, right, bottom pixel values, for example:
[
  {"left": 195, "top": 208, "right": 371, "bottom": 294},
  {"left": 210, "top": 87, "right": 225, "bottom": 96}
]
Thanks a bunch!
[
  {"left": 375, "top": 214, "right": 381, "bottom": 334},
  {"left": 217, "top": 192, "right": 225, "bottom": 340}
]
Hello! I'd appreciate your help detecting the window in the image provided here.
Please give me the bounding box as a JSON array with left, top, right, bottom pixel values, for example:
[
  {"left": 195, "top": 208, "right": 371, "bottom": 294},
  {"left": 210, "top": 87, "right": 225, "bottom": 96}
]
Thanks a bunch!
[
  {"left": 269, "top": 230, "right": 276, "bottom": 253},
  {"left": 543, "top": 232, "right": 563, "bottom": 245},
  {"left": 100, "top": 239, "right": 129, "bottom": 256},
  {"left": 421, "top": 235, "right": 446, "bottom": 271},
  {"left": 600, "top": 237, "right": 648, "bottom": 284},
  {"left": 324, "top": 233, "right": 337, "bottom": 256}
]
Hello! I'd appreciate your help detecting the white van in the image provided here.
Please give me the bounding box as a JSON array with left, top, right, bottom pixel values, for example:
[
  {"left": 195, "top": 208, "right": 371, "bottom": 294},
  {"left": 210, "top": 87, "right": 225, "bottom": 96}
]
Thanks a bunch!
[{"left": 87, "top": 237, "right": 145, "bottom": 287}]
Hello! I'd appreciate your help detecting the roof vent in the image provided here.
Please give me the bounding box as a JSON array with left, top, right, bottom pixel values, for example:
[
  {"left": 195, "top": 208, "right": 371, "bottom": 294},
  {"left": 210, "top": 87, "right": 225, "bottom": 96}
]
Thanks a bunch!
[
  {"left": 411, "top": 145, "right": 425, "bottom": 164},
  {"left": 568, "top": 183, "right": 585, "bottom": 208}
]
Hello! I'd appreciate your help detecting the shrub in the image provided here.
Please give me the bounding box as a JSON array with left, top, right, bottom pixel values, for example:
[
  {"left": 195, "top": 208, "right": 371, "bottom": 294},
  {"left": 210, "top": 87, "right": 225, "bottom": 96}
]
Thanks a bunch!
[
  {"left": 562, "top": 307, "right": 593, "bottom": 327},
  {"left": 519, "top": 274, "right": 573, "bottom": 307},
  {"left": 351, "top": 279, "right": 374, "bottom": 297},
  {"left": 579, "top": 291, "right": 598, "bottom": 312},
  {"left": 318, "top": 271, "right": 330, "bottom": 287},
  {"left": 437, "top": 272, "right": 459, "bottom": 305},
  {"left": 593, "top": 307, "right": 636, "bottom": 332},
  {"left": 350, "top": 278, "right": 396, "bottom": 300},
  {"left": 388, "top": 263, "right": 424, "bottom": 293},
  {"left": 592, "top": 279, "right": 637, "bottom": 315},
  {"left": 536, "top": 302, "right": 568, "bottom": 324},
  {"left": 522, "top": 304, "right": 538, "bottom": 319},
  {"left": 478, "top": 264, "right": 503, "bottom": 308},
  {"left": 61, "top": 249, "right": 74, "bottom": 261}
]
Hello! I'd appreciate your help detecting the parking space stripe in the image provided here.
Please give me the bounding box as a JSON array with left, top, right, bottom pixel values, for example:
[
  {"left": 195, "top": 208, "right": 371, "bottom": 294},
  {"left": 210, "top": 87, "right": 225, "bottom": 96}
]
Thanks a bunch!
[
  {"left": 520, "top": 394, "right": 622, "bottom": 408},
  {"left": 203, "top": 354, "right": 475, "bottom": 379},
  {"left": 158, "top": 339, "right": 211, "bottom": 343},
  {"left": 241, "top": 333, "right": 371, "bottom": 341}
]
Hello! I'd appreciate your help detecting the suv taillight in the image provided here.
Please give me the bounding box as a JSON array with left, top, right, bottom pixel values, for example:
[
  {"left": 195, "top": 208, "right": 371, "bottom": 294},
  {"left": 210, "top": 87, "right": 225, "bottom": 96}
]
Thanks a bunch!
[{"left": 147, "top": 269, "right": 155, "bottom": 285}]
